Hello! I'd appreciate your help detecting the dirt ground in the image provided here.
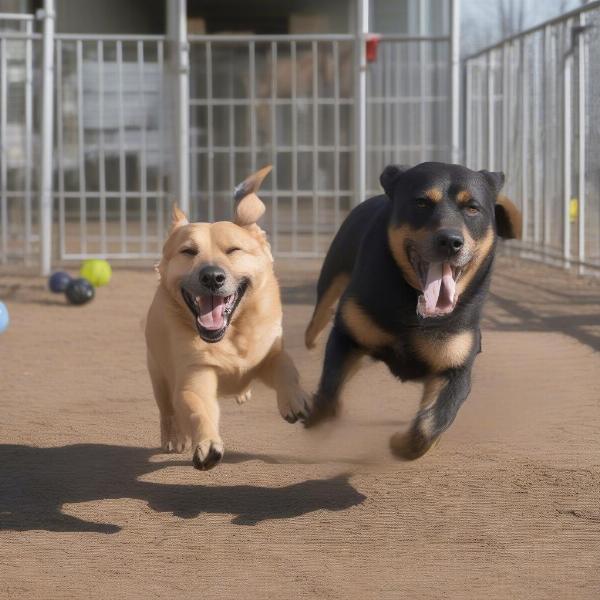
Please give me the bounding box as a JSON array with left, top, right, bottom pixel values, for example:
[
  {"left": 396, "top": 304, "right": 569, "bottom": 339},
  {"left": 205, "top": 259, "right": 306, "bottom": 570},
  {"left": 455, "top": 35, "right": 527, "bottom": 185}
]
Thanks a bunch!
[{"left": 1, "top": 255, "right": 599, "bottom": 599}]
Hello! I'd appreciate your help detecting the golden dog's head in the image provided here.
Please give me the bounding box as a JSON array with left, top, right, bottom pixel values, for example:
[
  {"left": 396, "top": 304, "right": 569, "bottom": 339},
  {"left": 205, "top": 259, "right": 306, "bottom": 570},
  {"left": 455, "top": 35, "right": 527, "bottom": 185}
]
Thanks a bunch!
[{"left": 157, "top": 166, "right": 274, "bottom": 343}]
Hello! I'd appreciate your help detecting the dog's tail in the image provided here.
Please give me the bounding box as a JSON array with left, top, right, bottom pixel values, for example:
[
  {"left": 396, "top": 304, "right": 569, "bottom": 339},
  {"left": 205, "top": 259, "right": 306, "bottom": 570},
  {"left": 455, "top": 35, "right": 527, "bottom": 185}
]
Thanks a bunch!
[{"left": 305, "top": 269, "right": 349, "bottom": 350}]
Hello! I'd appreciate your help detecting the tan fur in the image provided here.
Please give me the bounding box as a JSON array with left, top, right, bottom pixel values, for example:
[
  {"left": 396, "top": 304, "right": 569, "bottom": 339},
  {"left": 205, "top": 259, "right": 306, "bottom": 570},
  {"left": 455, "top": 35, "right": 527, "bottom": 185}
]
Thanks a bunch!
[
  {"left": 305, "top": 273, "right": 350, "bottom": 349},
  {"left": 387, "top": 224, "right": 425, "bottom": 291},
  {"left": 390, "top": 376, "right": 446, "bottom": 460},
  {"left": 456, "top": 225, "right": 495, "bottom": 296},
  {"left": 425, "top": 188, "right": 443, "bottom": 203},
  {"left": 170, "top": 204, "right": 189, "bottom": 231},
  {"left": 341, "top": 298, "right": 394, "bottom": 349},
  {"left": 235, "top": 193, "right": 265, "bottom": 227},
  {"left": 456, "top": 190, "right": 471, "bottom": 205},
  {"left": 419, "top": 377, "right": 446, "bottom": 411},
  {"left": 496, "top": 195, "right": 522, "bottom": 239},
  {"left": 413, "top": 330, "right": 474, "bottom": 372},
  {"left": 146, "top": 168, "right": 308, "bottom": 469},
  {"left": 234, "top": 165, "right": 272, "bottom": 227}
]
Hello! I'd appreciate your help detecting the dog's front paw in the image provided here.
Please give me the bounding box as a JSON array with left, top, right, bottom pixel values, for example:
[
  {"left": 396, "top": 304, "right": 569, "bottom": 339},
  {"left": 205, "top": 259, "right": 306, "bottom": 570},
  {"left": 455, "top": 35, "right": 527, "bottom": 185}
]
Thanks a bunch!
[
  {"left": 192, "top": 439, "right": 224, "bottom": 471},
  {"left": 278, "top": 387, "right": 312, "bottom": 424},
  {"left": 389, "top": 428, "right": 439, "bottom": 461}
]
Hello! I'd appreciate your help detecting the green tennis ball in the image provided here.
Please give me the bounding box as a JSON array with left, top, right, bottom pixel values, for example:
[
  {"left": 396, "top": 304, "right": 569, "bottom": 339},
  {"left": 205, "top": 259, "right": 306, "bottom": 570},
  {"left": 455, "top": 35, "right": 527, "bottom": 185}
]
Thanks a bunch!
[{"left": 79, "top": 259, "right": 112, "bottom": 287}]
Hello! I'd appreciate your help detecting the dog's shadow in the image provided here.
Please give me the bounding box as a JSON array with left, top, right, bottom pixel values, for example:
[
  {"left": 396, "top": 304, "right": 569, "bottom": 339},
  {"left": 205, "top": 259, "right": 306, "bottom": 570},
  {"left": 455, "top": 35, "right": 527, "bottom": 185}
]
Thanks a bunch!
[{"left": 0, "top": 444, "right": 366, "bottom": 534}]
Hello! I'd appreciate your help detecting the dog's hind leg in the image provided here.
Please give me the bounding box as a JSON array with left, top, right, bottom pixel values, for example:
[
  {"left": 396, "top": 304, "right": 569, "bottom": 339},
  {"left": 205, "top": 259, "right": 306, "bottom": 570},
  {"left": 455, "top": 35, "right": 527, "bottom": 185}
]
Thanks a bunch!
[
  {"left": 174, "top": 369, "right": 223, "bottom": 471},
  {"left": 390, "top": 368, "right": 472, "bottom": 460},
  {"left": 304, "top": 325, "right": 363, "bottom": 427}
]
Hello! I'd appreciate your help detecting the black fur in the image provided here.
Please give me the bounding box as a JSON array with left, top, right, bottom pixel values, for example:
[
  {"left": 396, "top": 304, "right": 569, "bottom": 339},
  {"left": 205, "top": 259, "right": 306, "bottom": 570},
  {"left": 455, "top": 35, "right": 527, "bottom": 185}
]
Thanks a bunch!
[{"left": 305, "top": 162, "right": 519, "bottom": 459}]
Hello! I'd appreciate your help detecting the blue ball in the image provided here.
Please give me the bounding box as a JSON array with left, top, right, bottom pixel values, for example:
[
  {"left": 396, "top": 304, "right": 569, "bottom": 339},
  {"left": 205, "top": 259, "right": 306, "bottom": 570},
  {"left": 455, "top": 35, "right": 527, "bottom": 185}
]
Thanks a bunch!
[
  {"left": 49, "top": 271, "right": 72, "bottom": 293},
  {"left": 0, "top": 301, "right": 9, "bottom": 333}
]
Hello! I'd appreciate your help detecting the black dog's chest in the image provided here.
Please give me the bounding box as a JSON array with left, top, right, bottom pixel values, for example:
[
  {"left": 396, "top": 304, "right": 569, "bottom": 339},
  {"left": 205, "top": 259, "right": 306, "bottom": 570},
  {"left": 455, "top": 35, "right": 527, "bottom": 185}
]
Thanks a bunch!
[{"left": 372, "top": 337, "right": 430, "bottom": 381}]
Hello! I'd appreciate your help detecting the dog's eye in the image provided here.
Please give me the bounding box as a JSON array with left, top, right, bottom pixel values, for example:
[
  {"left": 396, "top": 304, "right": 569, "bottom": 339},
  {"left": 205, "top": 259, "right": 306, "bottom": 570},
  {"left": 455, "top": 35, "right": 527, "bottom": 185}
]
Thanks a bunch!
[
  {"left": 226, "top": 247, "right": 242, "bottom": 255},
  {"left": 415, "top": 198, "right": 428, "bottom": 208},
  {"left": 180, "top": 247, "right": 198, "bottom": 256},
  {"left": 465, "top": 205, "right": 480, "bottom": 216}
]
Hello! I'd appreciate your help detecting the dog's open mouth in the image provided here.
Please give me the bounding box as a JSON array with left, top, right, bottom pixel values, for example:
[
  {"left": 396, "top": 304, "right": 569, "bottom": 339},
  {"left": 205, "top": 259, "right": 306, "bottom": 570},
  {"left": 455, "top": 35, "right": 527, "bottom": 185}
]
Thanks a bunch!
[
  {"left": 409, "top": 249, "right": 463, "bottom": 318},
  {"left": 181, "top": 281, "right": 248, "bottom": 343}
]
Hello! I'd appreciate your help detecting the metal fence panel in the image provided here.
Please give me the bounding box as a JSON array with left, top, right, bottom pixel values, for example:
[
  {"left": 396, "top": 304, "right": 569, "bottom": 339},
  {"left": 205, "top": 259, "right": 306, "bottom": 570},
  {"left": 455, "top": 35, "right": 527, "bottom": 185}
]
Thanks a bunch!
[
  {"left": 54, "top": 35, "right": 172, "bottom": 260},
  {"left": 188, "top": 34, "right": 454, "bottom": 257},
  {"left": 0, "top": 15, "right": 37, "bottom": 265},
  {"left": 1, "top": 24, "right": 455, "bottom": 267},
  {"left": 465, "top": 2, "right": 600, "bottom": 274},
  {"left": 188, "top": 35, "right": 357, "bottom": 257},
  {"left": 583, "top": 7, "right": 600, "bottom": 271},
  {"left": 366, "top": 36, "right": 452, "bottom": 196}
]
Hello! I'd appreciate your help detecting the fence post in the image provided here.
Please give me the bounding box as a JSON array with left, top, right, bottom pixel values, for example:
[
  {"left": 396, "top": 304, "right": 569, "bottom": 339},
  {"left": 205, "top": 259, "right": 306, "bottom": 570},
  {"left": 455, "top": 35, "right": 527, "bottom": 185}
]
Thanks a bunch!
[
  {"left": 563, "top": 22, "right": 572, "bottom": 269},
  {"left": 39, "top": 0, "right": 55, "bottom": 276},
  {"left": 487, "top": 52, "right": 495, "bottom": 170},
  {"left": 354, "top": 0, "right": 368, "bottom": 204},
  {"left": 464, "top": 61, "right": 471, "bottom": 167},
  {"left": 501, "top": 44, "right": 509, "bottom": 177},
  {"left": 577, "top": 12, "right": 586, "bottom": 274},
  {"left": 450, "top": 0, "right": 460, "bottom": 164},
  {"left": 168, "top": 0, "right": 190, "bottom": 216},
  {"left": 520, "top": 38, "right": 529, "bottom": 243}
]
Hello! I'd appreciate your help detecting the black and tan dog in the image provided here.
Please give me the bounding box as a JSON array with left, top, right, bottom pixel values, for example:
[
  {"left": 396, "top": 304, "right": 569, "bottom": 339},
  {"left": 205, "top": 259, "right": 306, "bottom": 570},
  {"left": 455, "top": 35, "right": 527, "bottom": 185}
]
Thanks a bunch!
[{"left": 303, "top": 162, "right": 521, "bottom": 459}]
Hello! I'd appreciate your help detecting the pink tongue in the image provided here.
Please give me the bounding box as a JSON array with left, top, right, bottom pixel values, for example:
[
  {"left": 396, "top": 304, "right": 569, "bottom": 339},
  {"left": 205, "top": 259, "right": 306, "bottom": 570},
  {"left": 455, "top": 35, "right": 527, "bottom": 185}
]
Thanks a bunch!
[
  {"left": 198, "top": 295, "right": 226, "bottom": 330},
  {"left": 440, "top": 263, "right": 456, "bottom": 308},
  {"left": 423, "top": 262, "right": 456, "bottom": 313},
  {"left": 423, "top": 263, "right": 443, "bottom": 313}
]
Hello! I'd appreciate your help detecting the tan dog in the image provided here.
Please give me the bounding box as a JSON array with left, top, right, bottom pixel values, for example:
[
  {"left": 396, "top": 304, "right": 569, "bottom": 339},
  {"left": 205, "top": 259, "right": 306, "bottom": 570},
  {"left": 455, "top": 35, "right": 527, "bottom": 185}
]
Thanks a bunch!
[{"left": 145, "top": 166, "right": 309, "bottom": 470}]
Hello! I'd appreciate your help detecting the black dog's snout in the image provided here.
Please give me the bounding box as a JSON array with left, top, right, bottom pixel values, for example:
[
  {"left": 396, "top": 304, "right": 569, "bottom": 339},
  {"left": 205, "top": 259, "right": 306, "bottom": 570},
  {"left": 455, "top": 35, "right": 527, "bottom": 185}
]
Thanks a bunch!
[
  {"left": 199, "top": 265, "right": 226, "bottom": 290},
  {"left": 435, "top": 229, "right": 464, "bottom": 257}
]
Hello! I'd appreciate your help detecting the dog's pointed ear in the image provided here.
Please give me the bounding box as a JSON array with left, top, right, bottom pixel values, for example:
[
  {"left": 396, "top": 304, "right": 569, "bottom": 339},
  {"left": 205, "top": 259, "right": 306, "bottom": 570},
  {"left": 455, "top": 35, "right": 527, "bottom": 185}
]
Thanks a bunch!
[
  {"left": 233, "top": 165, "right": 271, "bottom": 227},
  {"left": 479, "top": 169, "right": 506, "bottom": 195},
  {"left": 170, "top": 203, "right": 189, "bottom": 232},
  {"left": 380, "top": 164, "right": 409, "bottom": 198},
  {"left": 495, "top": 195, "right": 522, "bottom": 240}
]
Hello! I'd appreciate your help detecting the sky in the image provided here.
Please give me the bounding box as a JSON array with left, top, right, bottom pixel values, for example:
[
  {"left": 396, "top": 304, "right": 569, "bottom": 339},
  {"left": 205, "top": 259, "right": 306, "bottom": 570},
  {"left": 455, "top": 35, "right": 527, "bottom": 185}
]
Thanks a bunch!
[{"left": 460, "top": 0, "right": 586, "bottom": 56}]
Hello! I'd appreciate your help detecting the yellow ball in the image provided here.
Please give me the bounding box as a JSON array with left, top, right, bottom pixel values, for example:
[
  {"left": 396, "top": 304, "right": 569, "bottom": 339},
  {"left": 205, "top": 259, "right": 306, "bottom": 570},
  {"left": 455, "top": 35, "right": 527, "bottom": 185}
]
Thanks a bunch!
[{"left": 79, "top": 259, "right": 112, "bottom": 287}]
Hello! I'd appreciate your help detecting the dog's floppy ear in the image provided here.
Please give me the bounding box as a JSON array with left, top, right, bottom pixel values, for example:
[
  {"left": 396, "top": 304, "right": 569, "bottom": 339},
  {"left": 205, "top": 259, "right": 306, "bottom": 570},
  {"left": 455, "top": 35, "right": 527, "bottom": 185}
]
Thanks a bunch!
[
  {"left": 479, "top": 169, "right": 506, "bottom": 195},
  {"left": 380, "top": 164, "right": 409, "bottom": 198},
  {"left": 495, "top": 195, "right": 522, "bottom": 239},
  {"left": 170, "top": 203, "right": 189, "bottom": 232},
  {"left": 234, "top": 165, "right": 272, "bottom": 227}
]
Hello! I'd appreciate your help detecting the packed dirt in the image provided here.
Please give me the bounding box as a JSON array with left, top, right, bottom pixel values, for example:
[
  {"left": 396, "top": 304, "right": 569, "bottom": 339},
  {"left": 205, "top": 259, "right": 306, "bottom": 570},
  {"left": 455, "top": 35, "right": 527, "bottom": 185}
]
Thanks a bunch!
[{"left": 1, "top": 255, "right": 599, "bottom": 599}]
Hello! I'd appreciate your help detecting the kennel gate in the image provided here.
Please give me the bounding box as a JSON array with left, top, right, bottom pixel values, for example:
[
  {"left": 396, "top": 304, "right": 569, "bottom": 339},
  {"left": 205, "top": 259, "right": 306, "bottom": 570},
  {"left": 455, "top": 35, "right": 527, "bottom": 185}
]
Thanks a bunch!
[{"left": 0, "top": 0, "right": 459, "bottom": 272}]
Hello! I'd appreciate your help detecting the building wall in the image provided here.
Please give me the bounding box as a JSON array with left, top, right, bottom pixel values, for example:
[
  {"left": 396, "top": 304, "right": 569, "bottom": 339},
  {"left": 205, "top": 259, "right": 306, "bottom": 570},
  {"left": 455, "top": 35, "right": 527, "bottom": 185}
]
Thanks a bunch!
[
  {"left": 17, "top": 0, "right": 450, "bottom": 36},
  {"left": 372, "top": 0, "right": 450, "bottom": 35},
  {"left": 187, "top": 0, "right": 352, "bottom": 35},
  {"left": 54, "top": 0, "right": 165, "bottom": 34}
]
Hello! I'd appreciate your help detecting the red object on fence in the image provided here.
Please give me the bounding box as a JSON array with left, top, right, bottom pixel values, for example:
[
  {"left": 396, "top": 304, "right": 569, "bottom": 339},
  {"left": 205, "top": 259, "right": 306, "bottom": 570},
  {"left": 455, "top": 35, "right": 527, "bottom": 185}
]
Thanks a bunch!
[{"left": 366, "top": 35, "right": 381, "bottom": 63}]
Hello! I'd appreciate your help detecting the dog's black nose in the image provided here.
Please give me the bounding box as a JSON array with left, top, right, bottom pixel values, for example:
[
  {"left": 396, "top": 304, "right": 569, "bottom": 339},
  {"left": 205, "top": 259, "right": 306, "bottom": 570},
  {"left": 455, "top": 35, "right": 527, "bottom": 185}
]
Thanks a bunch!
[
  {"left": 435, "top": 229, "right": 464, "bottom": 257},
  {"left": 200, "top": 265, "right": 227, "bottom": 290}
]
